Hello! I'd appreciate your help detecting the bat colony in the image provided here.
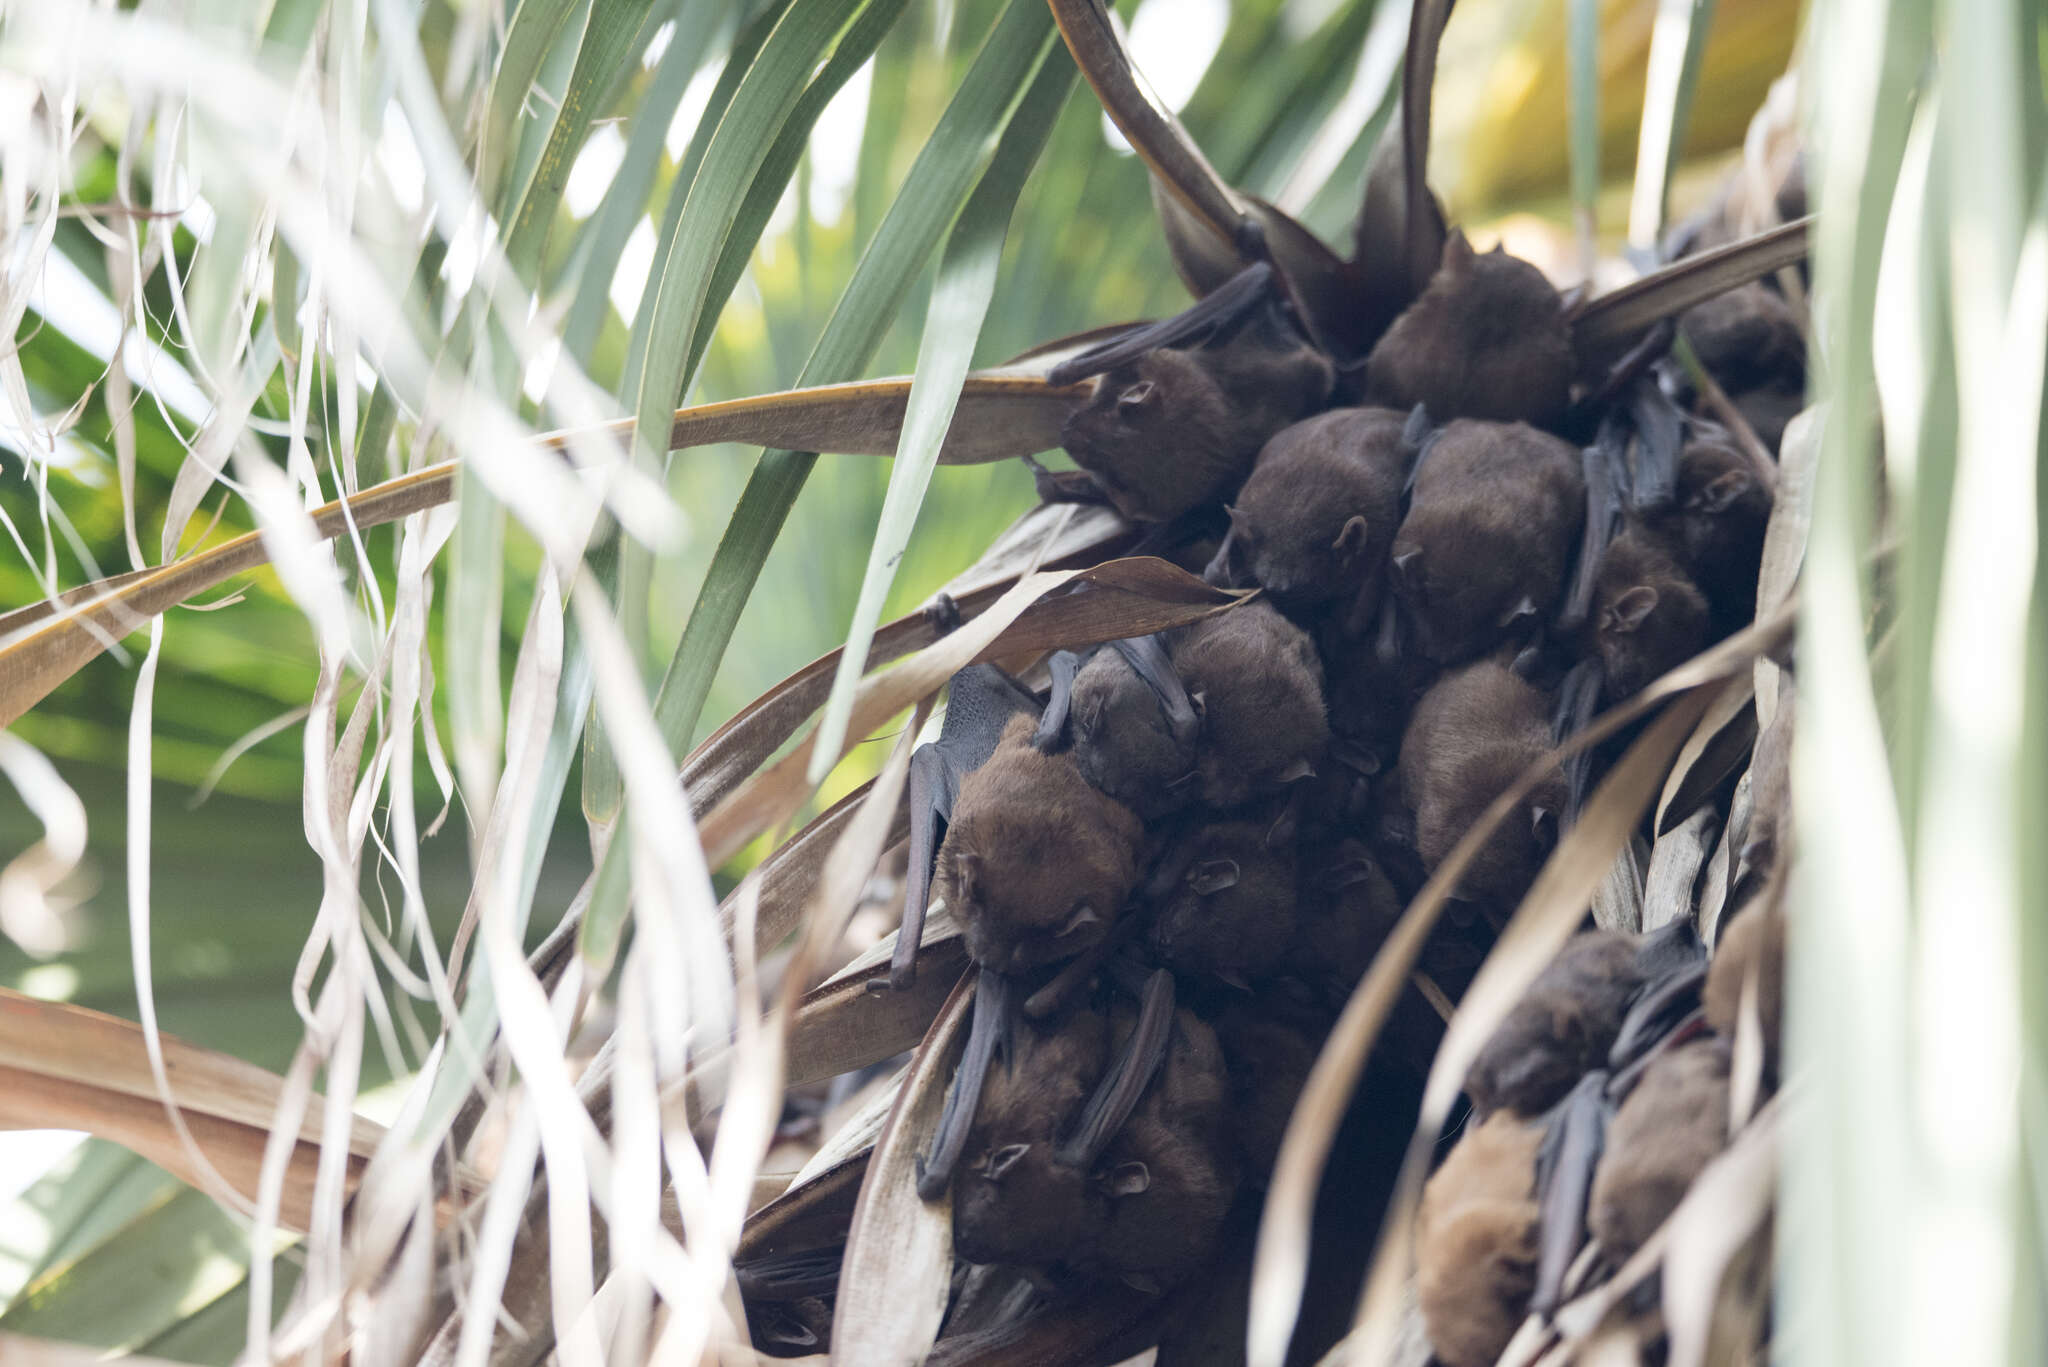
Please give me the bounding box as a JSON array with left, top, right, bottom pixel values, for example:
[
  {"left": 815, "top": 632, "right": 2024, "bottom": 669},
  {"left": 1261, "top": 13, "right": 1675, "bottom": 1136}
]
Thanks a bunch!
[{"left": 739, "top": 156, "right": 1805, "bottom": 1363}]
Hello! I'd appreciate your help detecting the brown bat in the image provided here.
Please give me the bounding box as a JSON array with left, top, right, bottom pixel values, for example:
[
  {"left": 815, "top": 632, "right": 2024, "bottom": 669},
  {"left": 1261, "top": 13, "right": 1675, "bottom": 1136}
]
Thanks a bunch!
[
  {"left": 1415, "top": 1110, "right": 1544, "bottom": 1367},
  {"left": 1147, "top": 812, "right": 1301, "bottom": 988},
  {"left": 1168, "top": 601, "right": 1331, "bottom": 810},
  {"left": 1398, "top": 659, "right": 1569, "bottom": 909},
  {"left": 1463, "top": 930, "right": 1645, "bottom": 1119},
  {"left": 932, "top": 714, "right": 1145, "bottom": 974},
  {"left": 1286, "top": 839, "right": 1404, "bottom": 1013},
  {"left": 1093, "top": 1002, "right": 1237, "bottom": 1286},
  {"left": 1679, "top": 281, "right": 1806, "bottom": 400},
  {"left": 1643, "top": 429, "right": 1774, "bottom": 631},
  {"left": 1207, "top": 406, "right": 1416, "bottom": 627},
  {"left": 1049, "top": 266, "right": 1337, "bottom": 524},
  {"left": 1583, "top": 524, "right": 1712, "bottom": 704},
  {"left": 1363, "top": 231, "right": 1576, "bottom": 430},
  {"left": 1390, "top": 419, "right": 1586, "bottom": 665},
  {"left": 1586, "top": 1037, "right": 1731, "bottom": 1264},
  {"left": 1214, "top": 997, "right": 1322, "bottom": 1177},
  {"left": 1035, "top": 636, "right": 1200, "bottom": 822}
]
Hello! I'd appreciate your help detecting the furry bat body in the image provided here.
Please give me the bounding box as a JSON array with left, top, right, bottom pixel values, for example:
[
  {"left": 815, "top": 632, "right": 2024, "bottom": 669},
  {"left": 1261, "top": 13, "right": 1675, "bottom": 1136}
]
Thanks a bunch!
[
  {"left": 1398, "top": 660, "right": 1568, "bottom": 908},
  {"left": 1391, "top": 420, "right": 1586, "bottom": 665},
  {"left": 1416, "top": 1110, "right": 1544, "bottom": 1367},
  {"left": 1584, "top": 525, "right": 1712, "bottom": 703},
  {"left": 1364, "top": 232, "right": 1576, "bottom": 429},
  {"left": 1036, "top": 636, "right": 1200, "bottom": 821},
  {"left": 1586, "top": 1038, "right": 1732, "bottom": 1264},
  {"left": 1643, "top": 430, "right": 1774, "bottom": 633},
  {"left": 1167, "top": 601, "right": 1331, "bottom": 810},
  {"left": 1147, "top": 812, "right": 1301, "bottom": 986}
]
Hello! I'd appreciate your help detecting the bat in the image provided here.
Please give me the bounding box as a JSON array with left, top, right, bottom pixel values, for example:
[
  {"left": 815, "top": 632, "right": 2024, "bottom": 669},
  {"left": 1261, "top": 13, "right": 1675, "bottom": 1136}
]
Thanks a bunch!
[
  {"left": 1643, "top": 428, "right": 1774, "bottom": 632},
  {"left": 1167, "top": 600, "right": 1331, "bottom": 810},
  {"left": 1285, "top": 839, "right": 1403, "bottom": 1013},
  {"left": 1415, "top": 1110, "right": 1543, "bottom": 1367},
  {"left": 1738, "top": 690, "right": 1794, "bottom": 892},
  {"left": 1583, "top": 524, "right": 1712, "bottom": 704},
  {"left": 1214, "top": 997, "right": 1322, "bottom": 1177},
  {"left": 1049, "top": 265, "right": 1338, "bottom": 525},
  {"left": 1035, "top": 635, "right": 1201, "bottom": 821},
  {"left": 1390, "top": 419, "right": 1586, "bottom": 666},
  {"left": 1146, "top": 809, "right": 1301, "bottom": 988},
  {"left": 888, "top": 659, "right": 1043, "bottom": 990},
  {"left": 1679, "top": 281, "right": 1806, "bottom": 400},
  {"left": 1462, "top": 930, "right": 1644, "bottom": 1119},
  {"left": 931, "top": 713, "right": 1147, "bottom": 976},
  {"left": 1529, "top": 1071, "right": 1610, "bottom": 1318},
  {"left": 1623, "top": 376, "right": 1688, "bottom": 514},
  {"left": 1558, "top": 415, "right": 1631, "bottom": 635},
  {"left": 1705, "top": 894, "right": 1785, "bottom": 1079},
  {"left": 1398, "top": 659, "right": 1569, "bottom": 910},
  {"left": 1363, "top": 231, "right": 1576, "bottom": 430},
  {"left": 1586, "top": 1037, "right": 1731, "bottom": 1265},
  {"left": 1092, "top": 999, "right": 1237, "bottom": 1287},
  {"left": 1206, "top": 406, "right": 1415, "bottom": 631}
]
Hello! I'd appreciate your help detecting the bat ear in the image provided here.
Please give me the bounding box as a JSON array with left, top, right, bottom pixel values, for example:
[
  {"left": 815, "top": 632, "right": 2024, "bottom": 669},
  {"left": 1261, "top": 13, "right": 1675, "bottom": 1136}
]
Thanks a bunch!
[
  {"left": 1117, "top": 379, "right": 1160, "bottom": 416},
  {"left": 1274, "top": 756, "right": 1316, "bottom": 785},
  {"left": 954, "top": 851, "right": 983, "bottom": 897},
  {"left": 1390, "top": 544, "right": 1423, "bottom": 588},
  {"left": 1333, "top": 514, "right": 1371, "bottom": 557},
  {"left": 1496, "top": 594, "right": 1539, "bottom": 628},
  {"left": 1441, "top": 228, "right": 1476, "bottom": 276},
  {"left": 1693, "top": 468, "right": 1752, "bottom": 514},
  {"left": 1606, "top": 585, "right": 1659, "bottom": 634},
  {"left": 1103, "top": 1161, "right": 1151, "bottom": 1198},
  {"left": 985, "top": 1143, "right": 1030, "bottom": 1181},
  {"left": 1057, "top": 903, "right": 1102, "bottom": 937},
  {"left": 1188, "top": 859, "right": 1241, "bottom": 896},
  {"left": 1530, "top": 804, "right": 1558, "bottom": 851},
  {"left": 1401, "top": 403, "right": 1434, "bottom": 451}
]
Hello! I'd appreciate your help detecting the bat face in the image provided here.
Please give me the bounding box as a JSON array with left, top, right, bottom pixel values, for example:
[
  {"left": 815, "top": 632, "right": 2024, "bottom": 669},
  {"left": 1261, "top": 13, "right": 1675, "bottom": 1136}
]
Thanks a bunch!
[
  {"left": 1069, "top": 648, "right": 1199, "bottom": 821},
  {"left": 1059, "top": 312, "right": 1336, "bottom": 525},
  {"left": 1399, "top": 660, "right": 1568, "bottom": 908},
  {"left": 1416, "top": 1111, "right": 1543, "bottom": 1367},
  {"left": 1646, "top": 432, "right": 1774, "bottom": 627},
  {"left": 1169, "top": 601, "right": 1331, "bottom": 810},
  {"left": 954, "top": 1009, "right": 1113, "bottom": 1272},
  {"left": 1586, "top": 527, "right": 1712, "bottom": 702},
  {"left": 1287, "top": 840, "right": 1403, "bottom": 1011},
  {"left": 1221, "top": 407, "right": 1412, "bottom": 609},
  {"left": 1463, "top": 930, "right": 1645, "bottom": 1119},
  {"left": 1587, "top": 1038, "right": 1731, "bottom": 1263},
  {"left": 1363, "top": 232, "right": 1575, "bottom": 429},
  {"left": 1391, "top": 420, "right": 1585, "bottom": 665},
  {"left": 935, "top": 716, "right": 1145, "bottom": 974},
  {"left": 1147, "top": 815, "right": 1301, "bottom": 985}
]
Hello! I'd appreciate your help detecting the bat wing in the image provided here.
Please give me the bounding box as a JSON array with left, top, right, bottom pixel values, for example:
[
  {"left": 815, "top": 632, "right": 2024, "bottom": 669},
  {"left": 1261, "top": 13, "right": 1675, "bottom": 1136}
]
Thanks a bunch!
[
  {"left": 1047, "top": 262, "right": 1278, "bottom": 386},
  {"left": 1058, "top": 967, "right": 1176, "bottom": 1167},
  {"left": 1532, "top": 1072, "right": 1611, "bottom": 1317},
  {"left": 918, "top": 969, "right": 1015, "bottom": 1200}
]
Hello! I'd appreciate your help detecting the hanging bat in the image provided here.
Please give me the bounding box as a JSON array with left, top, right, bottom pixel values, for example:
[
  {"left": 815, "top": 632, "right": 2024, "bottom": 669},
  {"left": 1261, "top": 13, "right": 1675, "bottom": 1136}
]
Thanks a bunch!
[
  {"left": 1643, "top": 428, "right": 1774, "bottom": 632},
  {"left": 1463, "top": 930, "right": 1645, "bottom": 1119},
  {"left": 1586, "top": 1037, "right": 1732, "bottom": 1265},
  {"left": 1285, "top": 839, "right": 1404, "bottom": 1013},
  {"left": 1583, "top": 524, "right": 1712, "bottom": 704},
  {"left": 931, "top": 713, "right": 1147, "bottom": 976},
  {"left": 1047, "top": 263, "right": 1338, "bottom": 525},
  {"left": 1093, "top": 999, "right": 1237, "bottom": 1288},
  {"left": 1679, "top": 281, "right": 1806, "bottom": 400},
  {"left": 1398, "top": 659, "right": 1569, "bottom": 910},
  {"left": 1146, "top": 809, "right": 1301, "bottom": 988},
  {"left": 1415, "top": 1109, "right": 1544, "bottom": 1367},
  {"left": 1390, "top": 419, "right": 1586, "bottom": 666},
  {"left": 1206, "top": 406, "right": 1415, "bottom": 628},
  {"left": 1364, "top": 231, "right": 1576, "bottom": 430},
  {"left": 1034, "top": 635, "right": 1200, "bottom": 822},
  {"left": 1214, "top": 996, "right": 1322, "bottom": 1177},
  {"left": 1168, "top": 600, "right": 1331, "bottom": 810}
]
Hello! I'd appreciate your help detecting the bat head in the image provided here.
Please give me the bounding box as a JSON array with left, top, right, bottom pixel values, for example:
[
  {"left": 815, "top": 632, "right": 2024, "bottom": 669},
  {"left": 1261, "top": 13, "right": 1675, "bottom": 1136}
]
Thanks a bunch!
[
  {"left": 1678, "top": 280, "right": 1806, "bottom": 396},
  {"left": 1224, "top": 407, "right": 1411, "bottom": 605},
  {"left": 1069, "top": 650, "right": 1199, "bottom": 821},
  {"left": 1058, "top": 352, "right": 1247, "bottom": 524},
  {"left": 1363, "top": 231, "right": 1575, "bottom": 428},
  {"left": 938, "top": 718, "right": 1143, "bottom": 974},
  {"left": 1171, "top": 602, "right": 1330, "bottom": 809},
  {"left": 1589, "top": 529, "right": 1711, "bottom": 701},
  {"left": 1651, "top": 431, "right": 1774, "bottom": 620},
  {"left": 1147, "top": 817, "right": 1300, "bottom": 984},
  {"left": 1464, "top": 931, "right": 1645, "bottom": 1117}
]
